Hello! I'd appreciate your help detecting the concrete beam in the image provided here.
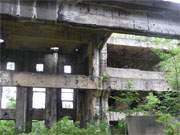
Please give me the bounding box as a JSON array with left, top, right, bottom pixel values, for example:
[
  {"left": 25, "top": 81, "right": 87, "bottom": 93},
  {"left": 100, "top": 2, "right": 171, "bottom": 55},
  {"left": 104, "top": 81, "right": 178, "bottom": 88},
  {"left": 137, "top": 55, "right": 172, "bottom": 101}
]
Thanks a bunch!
[
  {"left": 107, "top": 36, "right": 177, "bottom": 50},
  {"left": 0, "top": 71, "right": 98, "bottom": 90},
  {"left": 106, "top": 68, "right": 166, "bottom": 80},
  {"left": 1, "top": 1, "right": 180, "bottom": 38},
  {"left": 105, "top": 68, "right": 169, "bottom": 91},
  {"left": 61, "top": 3, "right": 180, "bottom": 38},
  {"left": 0, "top": 69, "right": 169, "bottom": 91}
]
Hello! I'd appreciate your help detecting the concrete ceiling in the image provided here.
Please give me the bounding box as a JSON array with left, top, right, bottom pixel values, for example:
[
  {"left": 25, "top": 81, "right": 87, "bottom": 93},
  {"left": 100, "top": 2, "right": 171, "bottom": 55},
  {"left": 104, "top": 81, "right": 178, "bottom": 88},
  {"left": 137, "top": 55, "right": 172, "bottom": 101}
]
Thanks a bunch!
[
  {"left": 107, "top": 45, "right": 160, "bottom": 70},
  {"left": 1, "top": 17, "right": 107, "bottom": 53}
]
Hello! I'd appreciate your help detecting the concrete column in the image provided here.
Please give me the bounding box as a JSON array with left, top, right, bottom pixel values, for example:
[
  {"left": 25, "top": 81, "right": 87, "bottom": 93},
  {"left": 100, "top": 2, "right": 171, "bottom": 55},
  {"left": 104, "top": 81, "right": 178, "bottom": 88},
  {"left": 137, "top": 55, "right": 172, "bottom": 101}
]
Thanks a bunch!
[
  {"left": 16, "top": 87, "right": 33, "bottom": 133},
  {"left": 100, "top": 43, "right": 107, "bottom": 74},
  {"left": 15, "top": 51, "right": 33, "bottom": 133},
  {"left": 77, "top": 43, "right": 101, "bottom": 126},
  {"left": 45, "top": 50, "right": 58, "bottom": 128},
  {"left": 56, "top": 89, "right": 62, "bottom": 121},
  {"left": 45, "top": 89, "right": 57, "bottom": 128},
  {"left": 92, "top": 45, "right": 100, "bottom": 77},
  {"left": 99, "top": 91, "right": 109, "bottom": 122},
  {"left": 0, "top": 87, "right": 2, "bottom": 117},
  {"left": 77, "top": 90, "right": 99, "bottom": 127}
]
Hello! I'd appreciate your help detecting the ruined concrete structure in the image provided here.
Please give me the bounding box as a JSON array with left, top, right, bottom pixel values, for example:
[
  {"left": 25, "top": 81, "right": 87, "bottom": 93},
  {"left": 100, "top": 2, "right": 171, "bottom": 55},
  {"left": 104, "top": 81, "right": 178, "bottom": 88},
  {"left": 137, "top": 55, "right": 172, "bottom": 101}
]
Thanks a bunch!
[{"left": 0, "top": 0, "right": 179, "bottom": 133}]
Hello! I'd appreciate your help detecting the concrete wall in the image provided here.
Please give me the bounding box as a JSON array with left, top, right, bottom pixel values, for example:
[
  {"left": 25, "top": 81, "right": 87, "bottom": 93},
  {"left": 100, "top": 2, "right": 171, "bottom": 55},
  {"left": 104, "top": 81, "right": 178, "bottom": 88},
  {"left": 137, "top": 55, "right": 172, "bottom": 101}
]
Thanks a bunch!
[
  {"left": 127, "top": 116, "right": 165, "bottom": 135},
  {"left": 0, "top": 48, "right": 88, "bottom": 75}
]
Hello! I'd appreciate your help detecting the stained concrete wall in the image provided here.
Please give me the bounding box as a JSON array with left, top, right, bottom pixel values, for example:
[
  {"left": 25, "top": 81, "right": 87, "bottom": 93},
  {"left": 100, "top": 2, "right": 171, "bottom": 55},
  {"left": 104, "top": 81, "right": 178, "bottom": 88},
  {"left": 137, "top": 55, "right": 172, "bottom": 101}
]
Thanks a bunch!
[
  {"left": 0, "top": 49, "right": 88, "bottom": 75},
  {"left": 127, "top": 116, "right": 165, "bottom": 135}
]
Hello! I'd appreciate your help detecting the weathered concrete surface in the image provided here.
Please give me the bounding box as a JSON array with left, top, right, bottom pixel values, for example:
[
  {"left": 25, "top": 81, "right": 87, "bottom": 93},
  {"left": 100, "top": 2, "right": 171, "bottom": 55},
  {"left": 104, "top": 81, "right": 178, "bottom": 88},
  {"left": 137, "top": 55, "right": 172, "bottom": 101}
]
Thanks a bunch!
[
  {"left": 109, "top": 112, "right": 125, "bottom": 121},
  {"left": 1, "top": 20, "right": 103, "bottom": 50},
  {"left": 127, "top": 116, "right": 165, "bottom": 135},
  {"left": 1, "top": 1, "right": 180, "bottom": 38},
  {"left": 0, "top": 71, "right": 98, "bottom": 89},
  {"left": 107, "top": 36, "right": 177, "bottom": 50},
  {"left": 16, "top": 87, "right": 33, "bottom": 133},
  {"left": 107, "top": 44, "right": 160, "bottom": 70},
  {"left": 0, "top": 69, "right": 169, "bottom": 91},
  {"left": 61, "top": 3, "right": 180, "bottom": 38},
  {"left": 104, "top": 68, "right": 169, "bottom": 91},
  {"left": 106, "top": 68, "right": 166, "bottom": 80}
]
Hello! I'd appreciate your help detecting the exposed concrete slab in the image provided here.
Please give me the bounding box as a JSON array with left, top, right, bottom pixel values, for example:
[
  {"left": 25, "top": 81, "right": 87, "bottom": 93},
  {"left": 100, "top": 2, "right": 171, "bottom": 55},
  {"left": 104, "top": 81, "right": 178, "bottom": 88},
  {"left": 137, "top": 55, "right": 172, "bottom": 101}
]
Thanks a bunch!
[
  {"left": 107, "top": 36, "right": 178, "bottom": 50},
  {"left": 106, "top": 68, "right": 166, "bottom": 80},
  {"left": 105, "top": 77, "right": 169, "bottom": 91},
  {"left": 105, "top": 68, "right": 169, "bottom": 91},
  {"left": 1, "top": 1, "right": 180, "bottom": 38},
  {"left": 61, "top": 3, "right": 180, "bottom": 38}
]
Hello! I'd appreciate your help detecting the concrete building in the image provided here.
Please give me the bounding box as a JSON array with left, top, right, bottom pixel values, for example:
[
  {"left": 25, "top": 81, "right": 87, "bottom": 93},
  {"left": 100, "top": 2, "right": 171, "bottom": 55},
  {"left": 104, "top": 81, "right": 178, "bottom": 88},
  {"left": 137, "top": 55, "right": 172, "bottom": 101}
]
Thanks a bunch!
[{"left": 0, "top": 0, "right": 179, "bottom": 133}]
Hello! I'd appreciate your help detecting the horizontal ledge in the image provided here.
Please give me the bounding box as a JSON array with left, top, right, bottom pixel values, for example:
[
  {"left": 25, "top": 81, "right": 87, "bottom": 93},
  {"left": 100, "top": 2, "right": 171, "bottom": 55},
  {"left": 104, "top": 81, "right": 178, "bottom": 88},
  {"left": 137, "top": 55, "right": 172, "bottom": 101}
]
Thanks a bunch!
[
  {"left": 0, "top": 70, "right": 169, "bottom": 91},
  {"left": 0, "top": 71, "right": 98, "bottom": 90},
  {"left": 106, "top": 68, "right": 166, "bottom": 80},
  {"left": 107, "top": 37, "right": 177, "bottom": 50}
]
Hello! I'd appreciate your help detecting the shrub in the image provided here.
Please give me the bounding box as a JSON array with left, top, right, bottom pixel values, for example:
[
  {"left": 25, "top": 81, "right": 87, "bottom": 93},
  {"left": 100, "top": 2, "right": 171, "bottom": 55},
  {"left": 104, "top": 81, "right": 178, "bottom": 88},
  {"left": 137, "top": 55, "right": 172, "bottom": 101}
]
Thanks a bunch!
[
  {"left": 20, "top": 117, "right": 109, "bottom": 135},
  {"left": 0, "top": 120, "right": 15, "bottom": 135}
]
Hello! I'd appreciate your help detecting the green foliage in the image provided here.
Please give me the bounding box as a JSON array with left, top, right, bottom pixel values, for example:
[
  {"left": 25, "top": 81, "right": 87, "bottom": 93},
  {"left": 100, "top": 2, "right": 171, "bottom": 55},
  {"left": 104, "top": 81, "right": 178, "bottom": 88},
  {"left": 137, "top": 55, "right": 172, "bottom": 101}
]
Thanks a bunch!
[
  {"left": 0, "top": 120, "right": 15, "bottom": 135},
  {"left": 110, "top": 91, "right": 142, "bottom": 114},
  {"left": 117, "top": 120, "right": 127, "bottom": 130},
  {"left": 110, "top": 120, "right": 128, "bottom": 135},
  {"left": 100, "top": 73, "right": 109, "bottom": 82},
  {"left": 6, "top": 97, "right": 16, "bottom": 109},
  {"left": 157, "top": 92, "right": 180, "bottom": 116},
  {"left": 20, "top": 117, "right": 109, "bottom": 135},
  {"left": 141, "top": 93, "right": 160, "bottom": 114},
  {"left": 125, "top": 80, "right": 134, "bottom": 90},
  {"left": 113, "top": 91, "right": 179, "bottom": 116},
  {"left": 154, "top": 48, "right": 180, "bottom": 91},
  {"left": 113, "top": 91, "right": 180, "bottom": 135},
  {"left": 111, "top": 92, "right": 163, "bottom": 115},
  {"left": 156, "top": 113, "right": 180, "bottom": 135}
]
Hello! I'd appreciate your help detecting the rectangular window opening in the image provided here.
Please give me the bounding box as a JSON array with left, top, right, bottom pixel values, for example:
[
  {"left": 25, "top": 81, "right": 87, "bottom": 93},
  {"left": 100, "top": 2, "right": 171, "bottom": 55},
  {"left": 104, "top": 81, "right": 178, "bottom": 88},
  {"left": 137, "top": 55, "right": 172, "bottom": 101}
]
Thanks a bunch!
[
  {"left": 1, "top": 87, "right": 16, "bottom": 109},
  {"left": 32, "top": 88, "right": 46, "bottom": 109},
  {"left": 6, "top": 62, "right": 15, "bottom": 71},
  {"left": 64, "top": 65, "right": 72, "bottom": 74},
  {"left": 36, "top": 64, "right": 44, "bottom": 72},
  {"left": 61, "top": 88, "right": 74, "bottom": 109}
]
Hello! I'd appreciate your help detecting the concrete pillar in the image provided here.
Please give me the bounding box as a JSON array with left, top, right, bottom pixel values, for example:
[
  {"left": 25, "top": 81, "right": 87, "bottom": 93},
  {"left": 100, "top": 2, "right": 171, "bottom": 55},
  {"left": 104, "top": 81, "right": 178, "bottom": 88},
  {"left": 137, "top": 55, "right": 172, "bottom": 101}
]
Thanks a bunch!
[
  {"left": 44, "top": 51, "right": 58, "bottom": 128},
  {"left": 77, "top": 43, "right": 102, "bottom": 126},
  {"left": 0, "top": 47, "right": 3, "bottom": 117},
  {"left": 92, "top": 45, "right": 100, "bottom": 77},
  {"left": 45, "top": 89, "right": 57, "bottom": 128},
  {"left": 77, "top": 90, "right": 99, "bottom": 127},
  {"left": 100, "top": 44, "right": 109, "bottom": 122},
  {"left": 0, "top": 87, "right": 2, "bottom": 117},
  {"left": 16, "top": 87, "right": 33, "bottom": 133},
  {"left": 77, "top": 90, "right": 110, "bottom": 126},
  {"left": 100, "top": 43, "right": 107, "bottom": 73},
  {"left": 99, "top": 91, "right": 109, "bottom": 122},
  {"left": 56, "top": 89, "right": 62, "bottom": 121},
  {"left": 15, "top": 51, "right": 33, "bottom": 133}
]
